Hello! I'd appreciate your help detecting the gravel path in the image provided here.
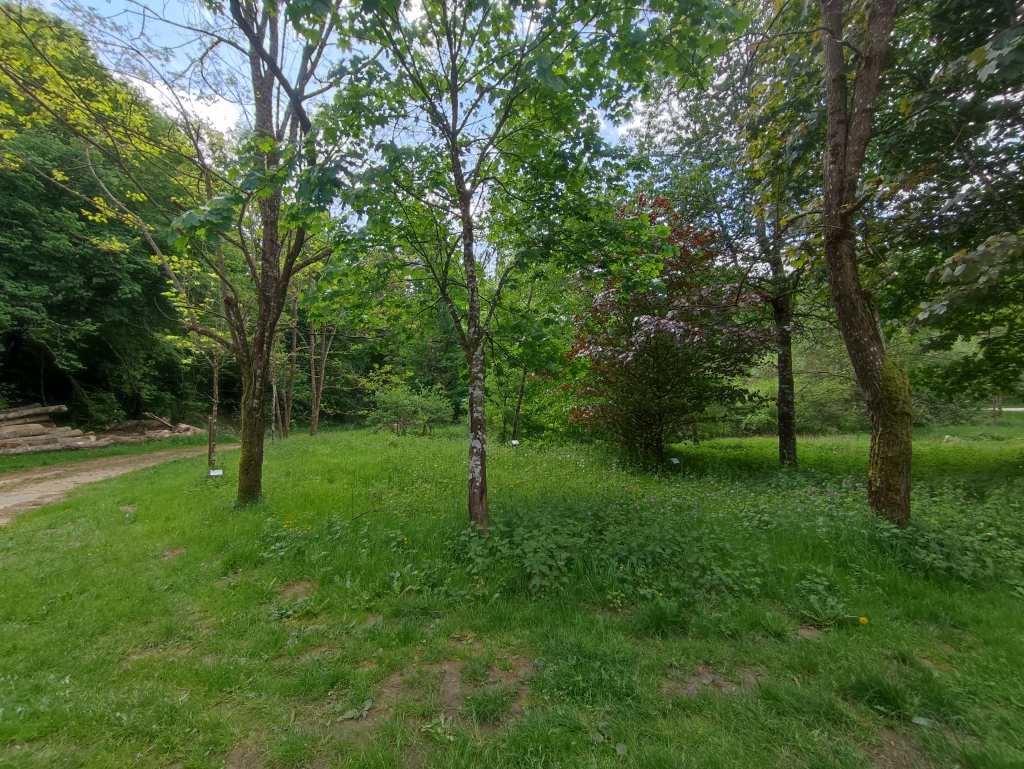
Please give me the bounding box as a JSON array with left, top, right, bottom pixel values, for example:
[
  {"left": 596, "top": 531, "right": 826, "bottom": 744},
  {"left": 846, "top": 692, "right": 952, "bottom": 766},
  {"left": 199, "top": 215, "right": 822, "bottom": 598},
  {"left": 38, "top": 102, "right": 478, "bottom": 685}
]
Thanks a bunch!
[{"left": 0, "top": 447, "right": 234, "bottom": 526}]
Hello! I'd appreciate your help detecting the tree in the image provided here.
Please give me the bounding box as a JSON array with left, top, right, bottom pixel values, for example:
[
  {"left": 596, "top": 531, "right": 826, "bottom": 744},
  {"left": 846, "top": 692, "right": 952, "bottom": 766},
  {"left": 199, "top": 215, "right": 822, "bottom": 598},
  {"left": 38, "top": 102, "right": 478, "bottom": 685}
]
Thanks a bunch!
[
  {"left": 815, "top": 0, "right": 910, "bottom": 524},
  {"left": 871, "top": 2, "right": 1024, "bottom": 401},
  {"left": 0, "top": 5, "right": 210, "bottom": 424},
  {"left": 331, "top": 0, "right": 641, "bottom": 530},
  {"left": 918, "top": 231, "right": 1024, "bottom": 399},
  {"left": 629, "top": 0, "right": 823, "bottom": 467},
  {"left": 0, "top": 1, "right": 343, "bottom": 503},
  {"left": 570, "top": 198, "right": 766, "bottom": 461}
]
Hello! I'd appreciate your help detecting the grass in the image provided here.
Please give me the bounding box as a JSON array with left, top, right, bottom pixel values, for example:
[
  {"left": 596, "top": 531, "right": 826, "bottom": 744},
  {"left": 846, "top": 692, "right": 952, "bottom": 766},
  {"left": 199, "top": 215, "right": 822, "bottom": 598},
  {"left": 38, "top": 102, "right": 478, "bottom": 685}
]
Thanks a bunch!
[{"left": 1, "top": 423, "right": 1023, "bottom": 768}]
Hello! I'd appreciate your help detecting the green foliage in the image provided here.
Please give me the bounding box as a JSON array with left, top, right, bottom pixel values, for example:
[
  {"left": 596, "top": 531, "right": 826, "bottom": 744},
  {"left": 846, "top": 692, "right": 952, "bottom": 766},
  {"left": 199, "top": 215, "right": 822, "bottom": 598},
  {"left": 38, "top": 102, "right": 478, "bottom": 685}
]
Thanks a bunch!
[
  {"left": 0, "top": 4, "right": 214, "bottom": 424},
  {"left": 370, "top": 383, "right": 453, "bottom": 436}
]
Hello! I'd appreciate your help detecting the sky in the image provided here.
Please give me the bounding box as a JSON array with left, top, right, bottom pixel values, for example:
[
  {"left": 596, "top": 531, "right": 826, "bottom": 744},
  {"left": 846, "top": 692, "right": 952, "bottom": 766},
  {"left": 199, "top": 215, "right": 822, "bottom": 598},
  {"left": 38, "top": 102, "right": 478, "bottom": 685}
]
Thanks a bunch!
[
  {"left": 46, "top": 0, "right": 633, "bottom": 143},
  {"left": 48, "top": 0, "right": 244, "bottom": 134}
]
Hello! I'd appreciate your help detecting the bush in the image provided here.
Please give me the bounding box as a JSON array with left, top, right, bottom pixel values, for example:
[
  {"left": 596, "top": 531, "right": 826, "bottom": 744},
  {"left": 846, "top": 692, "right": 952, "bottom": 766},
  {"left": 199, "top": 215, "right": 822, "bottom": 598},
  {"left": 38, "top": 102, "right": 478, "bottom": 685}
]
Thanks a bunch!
[{"left": 371, "top": 383, "right": 453, "bottom": 435}]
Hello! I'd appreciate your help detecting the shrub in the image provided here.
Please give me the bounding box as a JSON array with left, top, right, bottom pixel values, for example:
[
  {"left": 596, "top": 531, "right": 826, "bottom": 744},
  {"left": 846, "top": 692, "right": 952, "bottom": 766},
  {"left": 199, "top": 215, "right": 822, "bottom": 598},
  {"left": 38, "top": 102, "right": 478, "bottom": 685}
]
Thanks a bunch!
[
  {"left": 569, "top": 198, "right": 766, "bottom": 461},
  {"left": 371, "top": 383, "right": 453, "bottom": 435}
]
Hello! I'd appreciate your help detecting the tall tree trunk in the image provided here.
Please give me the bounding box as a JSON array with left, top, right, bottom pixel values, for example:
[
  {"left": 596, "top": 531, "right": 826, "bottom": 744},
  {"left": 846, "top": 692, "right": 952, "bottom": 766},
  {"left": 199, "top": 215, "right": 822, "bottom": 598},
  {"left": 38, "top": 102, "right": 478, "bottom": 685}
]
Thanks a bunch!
[
  {"left": 818, "top": 0, "right": 911, "bottom": 525},
  {"left": 510, "top": 283, "right": 535, "bottom": 443},
  {"left": 237, "top": 359, "right": 269, "bottom": 502},
  {"left": 510, "top": 369, "right": 528, "bottom": 442},
  {"left": 758, "top": 214, "right": 798, "bottom": 466},
  {"left": 208, "top": 357, "right": 219, "bottom": 469},
  {"left": 768, "top": 252, "right": 797, "bottom": 466},
  {"left": 455, "top": 175, "right": 489, "bottom": 531},
  {"left": 234, "top": 28, "right": 283, "bottom": 504},
  {"left": 284, "top": 293, "right": 298, "bottom": 437},
  {"left": 309, "top": 320, "right": 320, "bottom": 437},
  {"left": 308, "top": 323, "right": 337, "bottom": 436},
  {"left": 271, "top": 374, "right": 280, "bottom": 443},
  {"left": 467, "top": 340, "right": 488, "bottom": 531}
]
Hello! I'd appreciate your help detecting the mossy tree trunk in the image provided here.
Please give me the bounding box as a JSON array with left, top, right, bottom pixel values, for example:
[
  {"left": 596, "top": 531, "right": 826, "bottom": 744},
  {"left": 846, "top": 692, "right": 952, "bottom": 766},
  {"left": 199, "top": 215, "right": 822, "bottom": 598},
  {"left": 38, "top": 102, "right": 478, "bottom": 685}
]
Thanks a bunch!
[{"left": 818, "top": 0, "right": 911, "bottom": 525}]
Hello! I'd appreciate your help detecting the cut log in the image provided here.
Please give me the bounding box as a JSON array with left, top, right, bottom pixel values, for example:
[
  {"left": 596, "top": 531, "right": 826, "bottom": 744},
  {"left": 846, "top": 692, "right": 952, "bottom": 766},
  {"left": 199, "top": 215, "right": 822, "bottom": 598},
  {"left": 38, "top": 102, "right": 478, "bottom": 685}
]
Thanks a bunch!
[
  {"left": 105, "top": 435, "right": 151, "bottom": 445},
  {"left": 0, "top": 435, "right": 59, "bottom": 449},
  {"left": 0, "top": 428, "right": 82, "bottom": 449},
  {"left": 0, "top": 424, "right": 48, "bottom": 439},
  {"left": 0, "top": 415, "right": 56, "bottom": 427},
  {"left": 143, "top": 412, "right": 175, "bottom": 430},
  {"left": 0, "top": 404, "right": 68, "bottom": 422},
  {"left": 56, "top": 435, "right": 98, "bottom": 447},
  {"left": 0, "top": 438, "right": 112, "bottom": 455}
]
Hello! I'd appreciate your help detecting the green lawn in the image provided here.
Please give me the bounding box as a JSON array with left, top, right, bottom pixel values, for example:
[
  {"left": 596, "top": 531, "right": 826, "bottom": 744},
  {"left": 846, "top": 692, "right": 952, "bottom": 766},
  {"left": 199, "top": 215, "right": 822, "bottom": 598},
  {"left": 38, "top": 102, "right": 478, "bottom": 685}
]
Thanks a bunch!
[{"left": 1, "top": 425, "right": 1023, "bottom": 768}]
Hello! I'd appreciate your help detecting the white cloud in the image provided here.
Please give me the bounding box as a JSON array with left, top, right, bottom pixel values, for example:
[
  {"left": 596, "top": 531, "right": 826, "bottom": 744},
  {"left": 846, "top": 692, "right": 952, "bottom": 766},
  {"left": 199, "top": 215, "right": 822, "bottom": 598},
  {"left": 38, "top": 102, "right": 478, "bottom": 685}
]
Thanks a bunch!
[{"left": 124, "top": 76, "right": 241, "bottom": 136}]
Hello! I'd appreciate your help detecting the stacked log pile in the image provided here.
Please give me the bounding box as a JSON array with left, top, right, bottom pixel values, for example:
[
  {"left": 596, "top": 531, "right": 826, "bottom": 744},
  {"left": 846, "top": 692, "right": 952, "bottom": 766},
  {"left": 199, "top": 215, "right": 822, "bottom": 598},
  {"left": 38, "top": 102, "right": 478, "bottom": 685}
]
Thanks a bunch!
[
  {"left": 0, "top": 406, "right": 206, "bottom": 455},
  {"left": 99, "top": 412, "right": 206, "bottom": 445},
  {"left": 0, "top": 404, "right": 111, "bottom": 455}
]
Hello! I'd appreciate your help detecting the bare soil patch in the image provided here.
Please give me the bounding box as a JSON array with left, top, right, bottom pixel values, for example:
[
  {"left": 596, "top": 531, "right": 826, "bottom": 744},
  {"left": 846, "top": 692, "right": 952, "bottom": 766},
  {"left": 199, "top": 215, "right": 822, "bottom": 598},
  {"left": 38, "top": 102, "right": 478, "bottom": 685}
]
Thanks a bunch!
[
  {"left": 492, "top": 655, "right": 534, "bottom": 683},
  {"left": 332, "top": 653, "right": 533, "bottom": 745},
  {"left": 0, "top": 446, "right": 236, "bottom": 525},
  {"left": 223, "top": 744, "right": 265, "bottom": 769},
  {"left": 163, "top": 548, "right": 185, "bottom": 560},
  {"left": 300, "top": 645, "right": 333, "bottom": 662},
  {"left": 661, "top": 663, "right": 760, "bottom": 697},
  {"left": 797, "top": 625, "right": 821, "bottom": 640},
  {"left": 279, "top": 580, "right": 317, "bottom": 600},
  {"left": 865, "top": 727, "right": 932, "bottom": 768}
]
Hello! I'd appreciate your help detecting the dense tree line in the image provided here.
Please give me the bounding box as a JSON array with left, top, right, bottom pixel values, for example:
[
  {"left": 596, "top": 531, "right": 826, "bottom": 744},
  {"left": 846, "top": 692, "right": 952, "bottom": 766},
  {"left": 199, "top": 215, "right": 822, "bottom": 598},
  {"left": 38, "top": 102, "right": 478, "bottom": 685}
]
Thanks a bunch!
[{"left": 1, "top": 0, "right": 1022, "bottom": 526}]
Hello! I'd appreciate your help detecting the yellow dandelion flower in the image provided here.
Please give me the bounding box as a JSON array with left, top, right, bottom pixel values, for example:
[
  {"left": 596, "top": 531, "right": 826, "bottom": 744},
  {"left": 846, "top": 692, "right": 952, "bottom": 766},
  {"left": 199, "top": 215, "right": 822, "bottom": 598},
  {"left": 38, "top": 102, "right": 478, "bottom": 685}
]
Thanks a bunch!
[{"left": 859, "top": 617, "right": 869, "bottom": 625}]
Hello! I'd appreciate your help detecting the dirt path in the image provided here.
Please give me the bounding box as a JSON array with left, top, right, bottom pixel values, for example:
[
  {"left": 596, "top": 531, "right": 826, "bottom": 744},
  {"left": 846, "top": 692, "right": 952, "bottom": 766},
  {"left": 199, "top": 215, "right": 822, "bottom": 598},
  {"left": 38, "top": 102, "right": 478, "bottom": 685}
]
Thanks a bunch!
[{"left": 0, "top": 447, "right": 235, "bottom": 526}]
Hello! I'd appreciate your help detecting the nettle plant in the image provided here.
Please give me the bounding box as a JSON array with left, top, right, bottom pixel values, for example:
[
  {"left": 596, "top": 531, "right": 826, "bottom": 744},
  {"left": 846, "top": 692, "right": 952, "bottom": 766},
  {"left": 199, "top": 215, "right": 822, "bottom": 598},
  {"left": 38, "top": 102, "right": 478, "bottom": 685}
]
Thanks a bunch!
[{"left": 570, "top": 198, "right": 768, "bottom": 461}]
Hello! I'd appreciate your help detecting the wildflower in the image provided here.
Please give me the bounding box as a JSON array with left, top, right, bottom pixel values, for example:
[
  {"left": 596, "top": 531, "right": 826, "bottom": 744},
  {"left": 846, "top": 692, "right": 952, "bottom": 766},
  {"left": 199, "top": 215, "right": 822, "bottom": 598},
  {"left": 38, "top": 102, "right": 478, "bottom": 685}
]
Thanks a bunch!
[{"left": 859, "top": 617, "right": 868, "bottom": 625}]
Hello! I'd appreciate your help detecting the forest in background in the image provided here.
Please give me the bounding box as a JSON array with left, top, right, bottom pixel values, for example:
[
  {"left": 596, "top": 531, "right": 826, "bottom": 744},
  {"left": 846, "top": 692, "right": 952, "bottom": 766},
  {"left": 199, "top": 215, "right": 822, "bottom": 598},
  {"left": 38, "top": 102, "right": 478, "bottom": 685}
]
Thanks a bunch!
[{"left": 1, "top": 0, "right": 1022, "bottom": 521}]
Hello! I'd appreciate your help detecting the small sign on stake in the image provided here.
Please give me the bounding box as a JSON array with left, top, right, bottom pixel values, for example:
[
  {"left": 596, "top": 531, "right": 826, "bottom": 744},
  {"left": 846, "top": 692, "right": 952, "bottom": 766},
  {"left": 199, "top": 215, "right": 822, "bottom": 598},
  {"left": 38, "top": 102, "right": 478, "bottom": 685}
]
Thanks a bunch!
[
  {"left": 208, "top": 469, "right": 223, "bottom": 477},
  {"left": 670, "top": 458, "right": 680, "bottom": 469},
  {"left": 510, "top": 440, "right": 520, "bottom": 447}
]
